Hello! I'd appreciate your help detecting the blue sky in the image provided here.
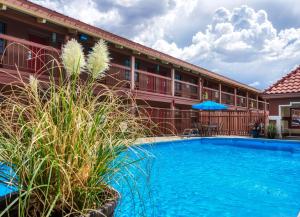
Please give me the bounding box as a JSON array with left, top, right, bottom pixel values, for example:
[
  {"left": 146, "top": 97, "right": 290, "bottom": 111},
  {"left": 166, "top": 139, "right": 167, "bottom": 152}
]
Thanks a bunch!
[{"left": 32, "top": 0, "right": 300, "bottom": 90}]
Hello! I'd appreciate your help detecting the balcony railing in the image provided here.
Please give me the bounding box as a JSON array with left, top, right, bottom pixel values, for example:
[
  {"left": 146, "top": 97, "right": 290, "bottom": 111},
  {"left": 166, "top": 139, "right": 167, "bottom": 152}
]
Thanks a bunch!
[
  {"left": 100, "top": 63, "right": 131, "bottom": 88},
  {"left": 248, "top": 98, "right": 258, "bottom": 109},
  {"left": 258, "top": 100, "right": 265, "bottom": 110},
  {"left": 0, "top": 34, "right": 268, "bottom": 110},
  {"left": 135, "top": 69, "right": 172, "bottom": 95},
  {"left": 237, "top": 95, "right": 247, "bottom": 108},
  {"left": 221, "top": 92, "right": 235, "bottom": 105},
  {"left": 202, "top": 87, "right": 219, "bottom": 102},
  {"left": 175, "top": 80, "right": 199, "bottom": 99},
  {"left": 0, "top": 34, "right": 60, "bottom": 74}
]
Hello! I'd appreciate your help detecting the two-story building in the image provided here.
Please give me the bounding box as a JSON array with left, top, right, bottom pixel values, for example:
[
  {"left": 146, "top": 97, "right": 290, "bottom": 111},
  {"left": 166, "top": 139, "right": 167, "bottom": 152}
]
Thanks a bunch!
[{"left": 0, "top": 0, "right": 268, "bottom": 135}]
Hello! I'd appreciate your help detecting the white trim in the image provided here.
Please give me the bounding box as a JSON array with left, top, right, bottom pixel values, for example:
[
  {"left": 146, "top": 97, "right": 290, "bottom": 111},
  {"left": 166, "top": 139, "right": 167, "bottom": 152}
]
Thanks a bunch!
[
  {"left": 278, "top": 101, "right": 300, "bottom": 112},
  {"left": 276, "top": 101, "right": 300, "bottom": 138}
]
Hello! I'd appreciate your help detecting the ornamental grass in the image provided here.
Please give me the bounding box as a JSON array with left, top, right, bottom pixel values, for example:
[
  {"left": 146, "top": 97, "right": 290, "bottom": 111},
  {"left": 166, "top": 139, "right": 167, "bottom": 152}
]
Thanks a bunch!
[{"left": 0, "top": 39, "right": 146, "bottom": 216}]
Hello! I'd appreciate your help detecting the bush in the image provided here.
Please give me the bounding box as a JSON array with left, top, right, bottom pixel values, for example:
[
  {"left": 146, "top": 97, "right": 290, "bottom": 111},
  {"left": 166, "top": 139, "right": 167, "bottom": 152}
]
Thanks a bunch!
[
  {"left": 267, "top": 124, "right": 277, "bottom": 139},
  {"left": 0, "top": 39, "right": 145, "bottom": 216}
]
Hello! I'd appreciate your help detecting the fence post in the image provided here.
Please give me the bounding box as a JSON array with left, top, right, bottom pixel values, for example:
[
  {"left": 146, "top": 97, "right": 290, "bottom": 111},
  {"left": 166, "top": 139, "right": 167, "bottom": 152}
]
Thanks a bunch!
[
  {"left": 170, "top": 101, "right": 175, "bottom": 134},
  {"left": 228, "top": 111, "right": 231, "bottom": 135}
]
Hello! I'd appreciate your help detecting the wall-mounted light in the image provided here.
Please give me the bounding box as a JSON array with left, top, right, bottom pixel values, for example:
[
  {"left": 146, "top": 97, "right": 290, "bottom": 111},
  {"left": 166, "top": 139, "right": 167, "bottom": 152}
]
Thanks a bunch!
[
  {"left": 37, "top": 17, "right": 47, "bottom": 24},
  {"left": 79, "top": 34, "right": 89, "bottom": 41}
]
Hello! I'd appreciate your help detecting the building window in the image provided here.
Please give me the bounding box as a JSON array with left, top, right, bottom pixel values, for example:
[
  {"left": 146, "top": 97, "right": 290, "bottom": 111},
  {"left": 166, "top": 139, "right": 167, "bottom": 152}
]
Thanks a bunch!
[
  {"left": 190, "top": 78, "right": 197, "bottom": 84},
  {"left": 124, "top": 60, "right": 131, "bottom": 81},
  {"left": 0, "top": 22, "right": 6, "bottom": 54},
  {"left": 290, "top": 108, "right": 300, "bottom": 128},
  {"left": 125, "top": 70, "right": 130, "bottom": 81},
  {"left": 191, "top": 86, "right": 197, "bottom": 94},
  {"left": 175, "top": 74, "right": 182, "bottom": 80},
  {"left": 175, "top": 82, "right": 181, "bottom": 92},
  {"left": 134, "top": 71, "right": 139, "bottom": 82}
]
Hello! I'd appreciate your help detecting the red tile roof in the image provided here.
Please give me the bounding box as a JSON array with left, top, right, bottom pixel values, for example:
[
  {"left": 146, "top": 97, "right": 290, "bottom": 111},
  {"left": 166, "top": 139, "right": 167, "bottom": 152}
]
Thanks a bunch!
[
  {"left": 264, "top": 66, "right": 300, "bottom": 94},
  {"left": 3, "top": 0, "right": 261, "bottom": 93}
]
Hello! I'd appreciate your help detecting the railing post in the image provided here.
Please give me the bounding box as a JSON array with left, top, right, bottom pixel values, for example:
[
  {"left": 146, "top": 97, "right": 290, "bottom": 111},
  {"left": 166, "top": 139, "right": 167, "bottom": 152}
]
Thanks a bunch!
[
  {"left": 130, "top": 55, "right": 135, "bottom": 90},
  {"left": 198, "top": 77, "right": 202, "bottom": 101},
  {"left": 234, "top": 88, "right": 237, "bottom": 108},
  {"left": 171, "top": 68, "right": 175, "bottom": 97},
  {"left": 219, "top": 83, "right": 222, "bottom": 103},
  {"left": 246, "top": 92, "right": 249, "bottom": 110}
]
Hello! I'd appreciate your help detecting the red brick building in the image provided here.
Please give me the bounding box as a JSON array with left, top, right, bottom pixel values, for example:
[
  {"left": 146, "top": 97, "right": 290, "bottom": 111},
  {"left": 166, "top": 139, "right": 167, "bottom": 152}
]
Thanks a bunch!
[
  {"left": 0, "top": 0, "right": 268, "bottom": 135},
  {"left": 263, "top": 66, "right": 300, "bottom": 137}
]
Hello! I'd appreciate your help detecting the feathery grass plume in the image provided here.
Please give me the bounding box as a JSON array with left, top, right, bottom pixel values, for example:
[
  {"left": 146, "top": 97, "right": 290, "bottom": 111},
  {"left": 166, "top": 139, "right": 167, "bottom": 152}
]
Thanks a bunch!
[
  {"left": 87, "top": 39, "right": 110, "bottom": 79},
  {"left": 0, "top": 40, "right": 150, "bottom": 216},
  {"left": 61, "top": 39, "right": 85, "bottom": 76},
  {"left": 29, "top": 75, "right": 38, "bottom": 94}
]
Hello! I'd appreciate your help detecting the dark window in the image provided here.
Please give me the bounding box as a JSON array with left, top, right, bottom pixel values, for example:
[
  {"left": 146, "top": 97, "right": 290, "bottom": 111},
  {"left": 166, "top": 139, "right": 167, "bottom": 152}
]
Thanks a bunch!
[
  {"left": 191, "top": 86, "right": 197, "bottom": 94},
  {"left": 175, "top": 74, "right": 182, "bottom": 80},
  {"left": 190, "top": 78, "right": 197, "bottom": 84},
  {"left": 175, "top": 82, "right": 181, "bottom": 91},
  {"left": 124, "top": 59, "right": 131, "bottom": 81},
  {"left": 134, "top": 71, "right": 139, "bottom": 82},
  {"left": 125, "top": 70, "right": 130, "bottom": 81},
  {"left": 0, "top": 22, "right": 6, "bottom": 54}
]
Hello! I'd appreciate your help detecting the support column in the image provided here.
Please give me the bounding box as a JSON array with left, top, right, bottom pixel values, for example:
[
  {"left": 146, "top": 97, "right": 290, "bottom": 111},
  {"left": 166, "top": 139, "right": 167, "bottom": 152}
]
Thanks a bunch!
[
  {"left": 171, "top": 68, "right": 175, "bottom": 97},
  {"left": 246, "top": 92, "right": 249, "bottom": 110},
  {"left": 234, "top": 88, "right": 237, "bottom": 108},
  {"left": 256, "top": 95, "right": 259, "bottom": 110},
  {"left": 264, "top": 99, "right": 267, "bottom": 112},
  {"left": 219, "top": 83, "right": 222, "bottom": 103},
  {"left": 130, "top": 55, "right": 135, "bottom": 91},
  {"left": 198, "top": 77, "right": 202, "bottom": 101}
]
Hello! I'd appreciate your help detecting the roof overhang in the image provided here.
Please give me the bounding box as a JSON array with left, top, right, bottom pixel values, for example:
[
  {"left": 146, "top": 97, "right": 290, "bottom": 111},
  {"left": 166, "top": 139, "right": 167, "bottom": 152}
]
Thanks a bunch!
[{"left": 261, "top": 92, "right": 300, "bottom": 99}]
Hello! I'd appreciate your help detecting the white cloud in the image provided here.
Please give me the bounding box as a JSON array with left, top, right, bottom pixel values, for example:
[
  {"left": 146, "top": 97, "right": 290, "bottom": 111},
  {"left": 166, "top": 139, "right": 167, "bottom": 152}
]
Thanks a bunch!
[
  {"left": 249, "top": 81, "right": 260, "bottom": 87},
  {"left": 134, "top": 4, "right": 300, "bottom": 89},
  {"left": 31, "top": 0, "right": 122, "bottom": 27}
]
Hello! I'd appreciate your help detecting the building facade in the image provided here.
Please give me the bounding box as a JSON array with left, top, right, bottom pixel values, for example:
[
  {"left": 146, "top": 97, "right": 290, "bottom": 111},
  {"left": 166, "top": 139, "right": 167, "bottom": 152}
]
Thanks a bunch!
[
  {"left": 0, "top": 0, "right": 268, "bottom": 134},
  {"left": 263, "top": 66, "right": 300, "bottom": 138}
]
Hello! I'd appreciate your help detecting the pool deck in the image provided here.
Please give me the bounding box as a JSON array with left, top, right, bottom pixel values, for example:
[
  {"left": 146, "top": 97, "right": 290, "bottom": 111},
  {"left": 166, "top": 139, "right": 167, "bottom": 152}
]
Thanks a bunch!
[
  {"left": 135, "top": 135, "right": 250, "bottom": 145},
  {"left": 135, "top": 135, "right": 300, "bottom": 145}
]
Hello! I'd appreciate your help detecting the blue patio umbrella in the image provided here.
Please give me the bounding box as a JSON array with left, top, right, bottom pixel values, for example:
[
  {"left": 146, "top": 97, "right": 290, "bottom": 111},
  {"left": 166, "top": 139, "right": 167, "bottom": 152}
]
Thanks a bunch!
[
  {"left": 192, "top": 100, "right": 228, "bottom": 125},
  {"left": 192, "top": 100, "right": 228, "bottom": 111}
]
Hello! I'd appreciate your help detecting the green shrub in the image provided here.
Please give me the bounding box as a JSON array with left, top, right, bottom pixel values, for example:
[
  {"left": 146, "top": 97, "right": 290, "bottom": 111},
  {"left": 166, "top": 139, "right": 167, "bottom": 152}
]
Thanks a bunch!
[
  {"left": 0, "top": 39, "right": 145, "bottom": 216},
  {"left": 267, "top": 124, "right": 277, "bottom": 139}
]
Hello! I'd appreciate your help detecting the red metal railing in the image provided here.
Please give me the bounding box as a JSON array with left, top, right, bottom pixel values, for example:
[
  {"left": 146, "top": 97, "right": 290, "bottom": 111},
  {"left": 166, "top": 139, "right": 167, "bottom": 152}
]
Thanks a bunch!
[
  {"left": 258, "top": 101, "right": 265, "bottom": 110},
  {"left": 221, "top": 91, "right": 235, "bottom": 105},
  {"left": 100, "top": 63, "right": 131, "bottom": 88},
  {"left": 237, "top": 95, "right": 247, "bottom": 108},
  {"left": 248, "top": 98, "right": 258, "bottom": 109},
  {"left": 0, "top": 34, "right": 60, "bottom": 74},
  {"left": 0, "top": 34, "right": 268, "bottom": 110},
  {"left": 202, "top": 87, "right": 219, "bottom": 102},
  {"left": 175, "top": 80, "right": 199, "bottom": 99},
  {"left": 135, "top": 69, "right": 172, "bottom": 95}
]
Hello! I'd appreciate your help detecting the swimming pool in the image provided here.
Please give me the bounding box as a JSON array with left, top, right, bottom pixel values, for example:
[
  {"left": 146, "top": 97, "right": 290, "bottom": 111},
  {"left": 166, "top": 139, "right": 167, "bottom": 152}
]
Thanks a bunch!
[{"left": 114, "top": 138, "right": 300, "bottom": 217}]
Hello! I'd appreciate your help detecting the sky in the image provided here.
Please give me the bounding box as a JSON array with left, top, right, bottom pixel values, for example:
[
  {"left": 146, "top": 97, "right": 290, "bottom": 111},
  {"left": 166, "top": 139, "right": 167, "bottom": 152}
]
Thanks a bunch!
[{"left": 31, "top": 0, "right": 300, "bottom": 90}]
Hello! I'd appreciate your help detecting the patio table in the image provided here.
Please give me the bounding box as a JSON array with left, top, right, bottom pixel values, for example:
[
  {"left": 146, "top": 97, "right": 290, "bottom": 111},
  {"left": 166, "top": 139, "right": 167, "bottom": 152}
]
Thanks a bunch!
[{"left": 201, "top": 124, "right": 218, "bottom": 136}]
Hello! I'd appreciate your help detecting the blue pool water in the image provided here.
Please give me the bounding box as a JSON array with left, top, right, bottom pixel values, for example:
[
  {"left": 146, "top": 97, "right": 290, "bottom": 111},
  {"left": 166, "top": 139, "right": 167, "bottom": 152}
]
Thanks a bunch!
[{"left": 114, "top": 138, "right": 300, "bottom": 217}]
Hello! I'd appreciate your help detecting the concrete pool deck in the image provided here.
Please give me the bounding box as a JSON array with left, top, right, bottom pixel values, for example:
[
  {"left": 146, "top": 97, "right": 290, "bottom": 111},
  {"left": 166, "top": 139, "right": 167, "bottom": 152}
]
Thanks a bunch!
[{"left": 135, "top": 135, "right": 251, "bottom": 145}]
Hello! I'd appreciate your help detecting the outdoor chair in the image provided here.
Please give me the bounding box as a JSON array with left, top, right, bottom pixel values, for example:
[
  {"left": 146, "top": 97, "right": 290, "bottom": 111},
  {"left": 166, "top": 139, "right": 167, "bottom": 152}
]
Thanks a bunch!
[{"left": 182, "top": 128, "right": 199, "bottom": 137}]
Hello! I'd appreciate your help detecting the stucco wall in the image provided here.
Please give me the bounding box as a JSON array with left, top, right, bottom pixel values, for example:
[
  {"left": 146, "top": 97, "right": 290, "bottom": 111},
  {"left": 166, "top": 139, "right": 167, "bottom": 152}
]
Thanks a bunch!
[{"left": 268, "top": 97, "right": 300, "bottom": 116}]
